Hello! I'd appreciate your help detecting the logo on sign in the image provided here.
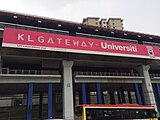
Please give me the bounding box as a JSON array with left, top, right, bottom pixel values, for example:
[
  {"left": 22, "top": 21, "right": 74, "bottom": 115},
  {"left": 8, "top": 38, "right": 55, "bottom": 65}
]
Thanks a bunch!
[{"left": 147, "top": 46, "right": 154, "bottom": 57}]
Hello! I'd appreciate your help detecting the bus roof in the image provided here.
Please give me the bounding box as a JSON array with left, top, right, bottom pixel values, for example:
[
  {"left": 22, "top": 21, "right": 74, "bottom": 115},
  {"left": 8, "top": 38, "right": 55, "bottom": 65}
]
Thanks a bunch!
[{"left": 76, "top": 104, "right": 155, "bottom": 109}]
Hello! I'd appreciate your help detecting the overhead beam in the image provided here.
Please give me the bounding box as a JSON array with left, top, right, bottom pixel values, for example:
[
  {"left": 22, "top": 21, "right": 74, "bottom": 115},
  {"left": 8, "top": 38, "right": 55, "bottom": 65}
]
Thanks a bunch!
[
  {"left": 75, "top": 75, "right": 144, "bottom": 83},
  {"left": 0, "top": 74, "right": 61, "bottom": 83}
]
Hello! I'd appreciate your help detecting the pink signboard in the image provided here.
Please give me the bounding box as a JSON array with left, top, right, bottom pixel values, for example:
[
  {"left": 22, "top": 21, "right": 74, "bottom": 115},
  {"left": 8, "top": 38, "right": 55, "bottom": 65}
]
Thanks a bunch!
[{"left": 2, "top": 28, "right": 160, "bottom": 59}]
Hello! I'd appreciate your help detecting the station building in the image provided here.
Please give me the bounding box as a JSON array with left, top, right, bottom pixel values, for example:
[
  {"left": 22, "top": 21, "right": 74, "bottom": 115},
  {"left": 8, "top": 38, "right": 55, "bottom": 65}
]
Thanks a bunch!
[{"left": 0, "top": 11, "right": 160, "bottom": 120}]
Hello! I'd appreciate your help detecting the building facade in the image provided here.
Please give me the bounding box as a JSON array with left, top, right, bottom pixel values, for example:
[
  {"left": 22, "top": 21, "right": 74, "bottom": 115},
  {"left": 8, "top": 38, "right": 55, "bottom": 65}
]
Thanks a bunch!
[
  {"left": 82, "top": 17, "right": 100, "bottom": 27},
  {"left": 107, "top": 18, "right": 123, "bottom": 30},
  {"left": 83, "top": 17, "right": 123, "bottom": 30},
  {"left": 0, "top": 11, "right": 160, "bottom": 120}
]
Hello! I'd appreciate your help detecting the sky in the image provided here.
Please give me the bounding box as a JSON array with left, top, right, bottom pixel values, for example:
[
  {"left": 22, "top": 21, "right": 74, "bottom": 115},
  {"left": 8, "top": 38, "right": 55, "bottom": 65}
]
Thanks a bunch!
[{"left": 0, "top": 0, "right": 160, "bottom": 35}]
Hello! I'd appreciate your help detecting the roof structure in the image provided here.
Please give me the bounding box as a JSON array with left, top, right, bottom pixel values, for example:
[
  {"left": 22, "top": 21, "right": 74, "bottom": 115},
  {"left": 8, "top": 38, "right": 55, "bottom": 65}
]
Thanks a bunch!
[{"left": 0, "top": 10, "right": 160, "bottom": 43}]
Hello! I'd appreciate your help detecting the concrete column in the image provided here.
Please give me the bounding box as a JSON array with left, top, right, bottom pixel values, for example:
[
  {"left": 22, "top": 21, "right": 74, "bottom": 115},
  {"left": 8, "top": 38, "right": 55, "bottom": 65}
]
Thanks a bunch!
[
  {"left": 62, "top": 60, "right": 74, "bottom": 120},
  {"left": 136, "top": 65, "right": 156, "bottom": 106}
]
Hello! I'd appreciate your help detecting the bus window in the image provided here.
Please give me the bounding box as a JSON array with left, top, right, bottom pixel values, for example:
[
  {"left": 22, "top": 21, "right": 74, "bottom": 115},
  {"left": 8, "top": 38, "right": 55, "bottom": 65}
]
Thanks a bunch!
[
  {"left": 86, "top": 108, "right": 123, "bottom": 120},
  {"left": 120, "top": 109, "right": 130, "bottom": 119},
  {"left": 135, "top": 110, "right": 140, "bottom": 119},
  {"left": 128, "top": 109, "right": 157, "bottom": 119},
  {"left": 146, "top": 109, "right": 157, "bottom": 118}
]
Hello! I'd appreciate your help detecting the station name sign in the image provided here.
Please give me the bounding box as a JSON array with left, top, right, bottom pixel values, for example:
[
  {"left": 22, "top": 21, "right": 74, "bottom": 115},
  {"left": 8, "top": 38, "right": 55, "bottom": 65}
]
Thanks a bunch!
[{"left": 2, "top": 28, "right": 160, "bottom": 59}]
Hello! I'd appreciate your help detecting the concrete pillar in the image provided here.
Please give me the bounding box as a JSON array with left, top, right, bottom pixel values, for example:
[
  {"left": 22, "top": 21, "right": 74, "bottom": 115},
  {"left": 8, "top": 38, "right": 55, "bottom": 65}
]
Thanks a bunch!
[
  {"left": 62, "top": 60, "right": 74, "bottom": 120},
  {"left": 136, "top": 65, "right": 156, "bottom": 106},
  {"left": 26, "top": 83, "right": 33, "bottom": 120}
]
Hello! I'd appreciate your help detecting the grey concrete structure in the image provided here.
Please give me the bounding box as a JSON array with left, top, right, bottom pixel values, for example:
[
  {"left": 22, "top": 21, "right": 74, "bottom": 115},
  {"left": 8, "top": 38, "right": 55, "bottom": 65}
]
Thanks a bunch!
[
  {"left": 137, "top": 65, "right": 157, "bottom": 108},
  {"left": 0, "top": 11, "right": 160, "bottom": 119},
  {"left": 62, "top": 60, "right": 74, "bottom": 120}
]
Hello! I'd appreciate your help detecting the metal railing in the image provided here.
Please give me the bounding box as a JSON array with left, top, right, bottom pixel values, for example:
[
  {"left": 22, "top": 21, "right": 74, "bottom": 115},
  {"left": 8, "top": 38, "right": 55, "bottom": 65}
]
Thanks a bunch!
[
  {"left": 75, "top": 71, "right": 160, "bottom": 78},
  {"left": 150, "top": 74, "right": 160, "bottom": 77},
  {"left": 0, "top": 68, "right": 59, "bottom": 75},
  {"left": 74, "top": 71, "right": 140, "bottom": 76},
  {"left": 2, "top": 68, "right": 160, "bottom": 77}
]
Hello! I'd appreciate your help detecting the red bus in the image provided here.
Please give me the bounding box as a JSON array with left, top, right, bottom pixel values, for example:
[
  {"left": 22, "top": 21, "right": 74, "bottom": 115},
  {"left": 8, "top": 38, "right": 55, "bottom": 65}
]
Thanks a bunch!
[{"left": 75, "top": 104, "right": 157, "bottom": 120}]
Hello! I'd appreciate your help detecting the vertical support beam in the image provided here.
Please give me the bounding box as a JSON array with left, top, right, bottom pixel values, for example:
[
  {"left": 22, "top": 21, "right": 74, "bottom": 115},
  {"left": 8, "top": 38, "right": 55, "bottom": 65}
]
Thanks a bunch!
[
  {"left": 82, "top": 83, "right": 87, "bottom": 104},
  {"left": 96, "top": 83, "right": 103, "bottom": 104},
  {"left": 157, "top": 84, "right": 160, "bottom": 117},
  {"left": 101, "top": 91, "right": 104, "bottom": 104},
  {"left": 26, "top": 83, "right": 33, "bottom": 120},
  {"left": 48, "top": 83, "right": 53, "bottom": 119},
  {"left": 134, "top": 83, "right": 142, "bottom": 104},
  {"left": 109, "top": 91, "right": 115, "bottom": 104},
  {"left": 0, "top": 56, "right": 2, "bottom": 74},
  {"left": 52, "top": 92, "right": 56, "bottom": 118},
  {"left": 79, "top": 91, "right": 82, "bottom": 104},
  {"left": 127, "top": 91, "right": 132, "bottom": 104},
  {"left": 117, "top": 91, "right": 122, "bottom": 103},
  {"left": 62, "top": 60, "right": 74, "bottom": 120},
  {"left": 121, "top": 90, "right": 126, "bottom": 103},
  {"left": 86, "top": 89, "right": 91, "bottom": 104},
  {"left": 152, "top": 84, "right": 160, "bottom": 107},
  {"left": 136, "top": 65, "right": 156, "bottom": 106},
  {"left": 39, "top": 93, "right": 43, "bottom": 120},
  {"left": 156, "top": 84, "right": 160, "bottom": 100}
]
